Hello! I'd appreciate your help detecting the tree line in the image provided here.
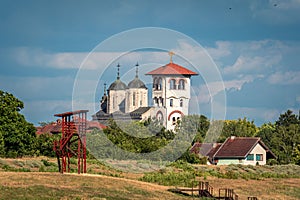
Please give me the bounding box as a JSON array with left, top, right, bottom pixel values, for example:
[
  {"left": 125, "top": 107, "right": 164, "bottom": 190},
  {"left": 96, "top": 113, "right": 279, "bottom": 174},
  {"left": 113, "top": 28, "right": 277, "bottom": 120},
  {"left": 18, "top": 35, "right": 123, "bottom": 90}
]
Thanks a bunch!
[{"left": 0, "top": 90, "right": 299, "bottom": 165}]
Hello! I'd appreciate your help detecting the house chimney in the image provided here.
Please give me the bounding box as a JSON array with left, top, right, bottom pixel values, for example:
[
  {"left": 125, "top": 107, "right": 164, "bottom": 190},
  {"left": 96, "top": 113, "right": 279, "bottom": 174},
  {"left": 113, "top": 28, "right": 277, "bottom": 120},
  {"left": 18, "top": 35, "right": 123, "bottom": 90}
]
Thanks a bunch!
[{"left": 230, "top": 136, "right": 236, "bottom": 140}]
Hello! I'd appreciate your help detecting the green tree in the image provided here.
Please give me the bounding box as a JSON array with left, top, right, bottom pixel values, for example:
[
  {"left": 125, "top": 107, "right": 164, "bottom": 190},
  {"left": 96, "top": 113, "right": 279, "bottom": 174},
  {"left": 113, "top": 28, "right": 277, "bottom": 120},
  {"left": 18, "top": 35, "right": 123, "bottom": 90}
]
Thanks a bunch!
[
  {"left": 36, "top": 133, "right": 60, "bottom": 157},
  {"left": 266, "top": 110, "right": 300, "bottom": 164},
  {"left": 0, "top": 90, "right": 37, "bottom": 157},
  {"left": 176, "top": 115, "right": 210, "bottom": 144},
  {"left": 256, "top": 123, "right": 275, "bottom": 148},
  {"left": 275, "top": 109, "right": 299, "bottom": 127},
  {"left": 218, "top": 118, "right": 258, "bottom": 142}
]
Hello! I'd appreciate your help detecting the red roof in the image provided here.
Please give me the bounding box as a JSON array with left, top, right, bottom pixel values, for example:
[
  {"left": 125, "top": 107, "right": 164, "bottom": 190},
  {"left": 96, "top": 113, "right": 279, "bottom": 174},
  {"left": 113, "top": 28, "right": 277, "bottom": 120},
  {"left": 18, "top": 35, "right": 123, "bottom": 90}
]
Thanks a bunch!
[
  {"left": 214, "top": 137, "right": 266, "bottom": 158},
  {"left": 146, "top": 62, "right": 198, "bottom": 76}
]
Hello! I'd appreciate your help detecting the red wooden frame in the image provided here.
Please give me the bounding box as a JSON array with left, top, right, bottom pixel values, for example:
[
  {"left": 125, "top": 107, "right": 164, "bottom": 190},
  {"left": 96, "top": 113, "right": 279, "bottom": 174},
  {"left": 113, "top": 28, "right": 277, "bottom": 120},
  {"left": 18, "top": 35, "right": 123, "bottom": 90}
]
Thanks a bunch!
[{"left": 53, "top": 110, "right": 88, "bottom": 174}]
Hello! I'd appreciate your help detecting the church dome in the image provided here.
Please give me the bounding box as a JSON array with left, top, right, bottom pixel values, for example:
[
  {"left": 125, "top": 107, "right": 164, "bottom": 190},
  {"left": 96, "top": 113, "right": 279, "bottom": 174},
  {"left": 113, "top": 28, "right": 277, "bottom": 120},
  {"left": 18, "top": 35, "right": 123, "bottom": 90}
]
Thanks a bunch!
[
  {"left": 108, "top": 79, "right": 127, "bottom": 90},
  {"left": 128, "top": 78, "right": 147, "bottom": 89}
]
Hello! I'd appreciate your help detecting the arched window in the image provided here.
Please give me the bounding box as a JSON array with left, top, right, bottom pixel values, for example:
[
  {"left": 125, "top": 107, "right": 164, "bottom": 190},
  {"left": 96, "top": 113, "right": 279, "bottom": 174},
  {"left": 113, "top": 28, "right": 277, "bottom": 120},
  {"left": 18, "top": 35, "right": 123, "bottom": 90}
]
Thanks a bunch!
[
  {"left": 180, "top": 99, "right": 183, "bottom": 107},
  {"left": 160, "top": 97, "right": 164, "bottom": 106},
  {"left": 170, "top": 79, "right": 176, "bottom": 90},
  {"left": 172, "top": 117, "right": 177, "bottom": 125},
  {"left": 133, "top": 92, "right": 136, "bottom": 106},
  {"left": 170, "top": 98, "right": 173, "bottom": 107},
  {"left": 153, "top": 77, "right": 157, "bottom": 89},
  {"left": 178, "top": 79, "right": 185, "bottom": 90},
  {"left": 154, "top": 97, "right": 159, "bottom": 106},
  {"left": 157, "top": 78, "right": 162, "bottom": 90}
]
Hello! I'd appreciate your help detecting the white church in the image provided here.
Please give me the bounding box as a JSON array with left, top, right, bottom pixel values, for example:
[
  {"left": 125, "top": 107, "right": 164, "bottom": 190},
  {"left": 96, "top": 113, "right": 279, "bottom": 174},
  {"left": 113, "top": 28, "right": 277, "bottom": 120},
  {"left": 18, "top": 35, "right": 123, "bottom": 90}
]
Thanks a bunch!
[{"left": 92, "top": 52, "right": 198, "bottom": 130}]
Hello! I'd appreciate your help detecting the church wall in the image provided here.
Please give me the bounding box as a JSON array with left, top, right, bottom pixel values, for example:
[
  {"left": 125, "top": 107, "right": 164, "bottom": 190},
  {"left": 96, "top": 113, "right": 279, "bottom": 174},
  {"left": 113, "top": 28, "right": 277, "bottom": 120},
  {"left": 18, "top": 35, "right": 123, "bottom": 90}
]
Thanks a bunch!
[
  {"left": 108, "top": 90, "right": 126, "bottom": 114},
  {"left": 125, "top": 88, "right": 148, "bottom": 113}
]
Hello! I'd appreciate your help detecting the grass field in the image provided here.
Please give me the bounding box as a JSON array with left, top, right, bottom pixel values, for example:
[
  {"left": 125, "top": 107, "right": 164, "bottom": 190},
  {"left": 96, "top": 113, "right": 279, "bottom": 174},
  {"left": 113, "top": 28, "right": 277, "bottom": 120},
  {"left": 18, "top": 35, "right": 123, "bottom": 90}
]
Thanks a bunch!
[{"left": 0, "top": 157, "right": 300, "bottom": 199}]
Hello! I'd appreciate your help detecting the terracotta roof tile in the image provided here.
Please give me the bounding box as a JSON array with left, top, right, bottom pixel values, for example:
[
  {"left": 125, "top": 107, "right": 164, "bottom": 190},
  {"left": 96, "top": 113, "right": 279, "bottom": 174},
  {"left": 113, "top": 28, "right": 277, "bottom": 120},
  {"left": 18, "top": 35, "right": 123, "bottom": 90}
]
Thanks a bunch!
[
  {"left": 214, "top": 137, "right": 260, "bottom": 158},
  {"left": 146, "top": 62, "right": 198, "bottom": 76}
]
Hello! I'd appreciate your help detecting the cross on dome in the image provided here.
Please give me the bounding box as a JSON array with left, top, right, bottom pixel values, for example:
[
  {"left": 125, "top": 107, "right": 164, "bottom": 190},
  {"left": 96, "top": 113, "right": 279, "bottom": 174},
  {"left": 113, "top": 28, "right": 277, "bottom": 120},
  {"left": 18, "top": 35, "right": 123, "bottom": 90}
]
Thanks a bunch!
[
  {"left": 117, "top": 63, "right": 120, "bottom": 80},
  {"left": 168, "top": 51, "right": 175, "bottom": 63},
  {"left": 135, "top": 62, "right": 139, "bottom": 78}
]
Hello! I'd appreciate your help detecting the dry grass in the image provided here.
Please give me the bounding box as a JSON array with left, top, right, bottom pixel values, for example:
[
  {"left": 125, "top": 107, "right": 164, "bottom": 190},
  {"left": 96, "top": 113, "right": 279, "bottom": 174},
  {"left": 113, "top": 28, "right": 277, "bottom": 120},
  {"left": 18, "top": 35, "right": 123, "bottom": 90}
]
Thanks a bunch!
[
  {"left": 1, "top": 157, "right": 300, "bottom": 199},
  {"left": 0, "top": 172, "right": 190, "bottom": 200},
  {"left": 198, "top": 177, "right": 300, "bottom": 200}
]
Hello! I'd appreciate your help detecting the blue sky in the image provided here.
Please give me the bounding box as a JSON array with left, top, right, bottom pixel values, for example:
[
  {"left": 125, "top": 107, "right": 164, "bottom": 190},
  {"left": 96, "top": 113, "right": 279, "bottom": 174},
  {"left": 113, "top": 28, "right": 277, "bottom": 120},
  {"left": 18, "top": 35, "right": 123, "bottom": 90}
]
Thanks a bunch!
[{"left": 0, "top": 0, "right": 299, "bottom": 126}]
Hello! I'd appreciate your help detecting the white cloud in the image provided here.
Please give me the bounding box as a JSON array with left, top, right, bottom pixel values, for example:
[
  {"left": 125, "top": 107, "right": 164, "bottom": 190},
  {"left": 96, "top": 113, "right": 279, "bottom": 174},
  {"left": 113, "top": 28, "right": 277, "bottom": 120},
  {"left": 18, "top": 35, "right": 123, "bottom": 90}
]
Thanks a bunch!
[
  {"left": 223, "top": 54, "right": 281, "bottom": 75},
  {"left": 206, "top": 41, "right": 232, "bottom": 59},
  {"left": 267, "top": 71, "right": 300, "bottom": 85},
  {"left": 197, "top": 75, "right": 255, "bottom": 104}
]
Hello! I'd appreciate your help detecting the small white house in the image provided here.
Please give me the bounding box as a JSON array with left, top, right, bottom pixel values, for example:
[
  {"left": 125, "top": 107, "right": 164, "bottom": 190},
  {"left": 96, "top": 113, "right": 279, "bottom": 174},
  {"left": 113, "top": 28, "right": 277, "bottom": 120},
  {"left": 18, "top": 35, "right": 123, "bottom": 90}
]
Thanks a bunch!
[{"left": 191, "top": 136, "right": 276, "bottom": 165}]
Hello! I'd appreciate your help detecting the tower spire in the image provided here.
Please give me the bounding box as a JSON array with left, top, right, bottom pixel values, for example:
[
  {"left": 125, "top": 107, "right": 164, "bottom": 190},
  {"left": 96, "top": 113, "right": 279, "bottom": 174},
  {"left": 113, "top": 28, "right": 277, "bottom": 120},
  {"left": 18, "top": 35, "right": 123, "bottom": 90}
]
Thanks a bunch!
[
  {"left": 168, "top": 51, "right": 175, "bottom": 63},
  {"left": 135, "top": 62, "right": 139, "bottom": 78},
  {"left": 117, "top": 63, "right": 120, "bottom": 80}
]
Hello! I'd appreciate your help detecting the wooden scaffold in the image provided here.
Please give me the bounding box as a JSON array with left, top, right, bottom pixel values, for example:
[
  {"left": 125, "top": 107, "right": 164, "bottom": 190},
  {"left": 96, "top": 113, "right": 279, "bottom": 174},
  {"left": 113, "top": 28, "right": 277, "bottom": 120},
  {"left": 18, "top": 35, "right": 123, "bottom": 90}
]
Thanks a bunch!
[{"left": 53, "top": 110, "right": 88, "bottom": 174}]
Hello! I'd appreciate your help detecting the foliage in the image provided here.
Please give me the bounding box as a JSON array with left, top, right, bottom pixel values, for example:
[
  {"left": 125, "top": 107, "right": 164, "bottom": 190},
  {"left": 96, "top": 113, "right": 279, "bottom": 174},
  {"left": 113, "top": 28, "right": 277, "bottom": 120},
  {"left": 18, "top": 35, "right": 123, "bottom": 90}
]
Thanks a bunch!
[
  {"left": 35, "top": 133, "right": 60, "bottom": 157},
  {"left": 177, "top": 149, "right": 206, "bottom": 164},
  {"left": 0, "top": 90, "right": 37, "bottom": 157},
  {"left": 140, "top": 160, "right": 300, "bottom": 187},
  {"left": 257, "top": 110, "right": 300, "bottom": 164},
  {"left": 218, "top": 118, "right": 258, "bottom": 142}
]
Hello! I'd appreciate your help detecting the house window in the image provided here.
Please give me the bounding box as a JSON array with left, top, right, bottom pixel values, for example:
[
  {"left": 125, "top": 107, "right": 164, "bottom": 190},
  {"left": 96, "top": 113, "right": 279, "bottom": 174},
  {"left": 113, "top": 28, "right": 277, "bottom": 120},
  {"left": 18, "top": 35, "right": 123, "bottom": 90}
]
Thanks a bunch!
[
  {"left": 178, "top": 79, "right": 185, "bottom": 90},
  {"left": 170, "top": 79, "right": 176, "bottom": 90},
  {"left": 256, "top": 154, "right": 263, "bottom": 161},
  {"left": 246, "top": 154, "right": 254, "bottom": 161},
  {"left": 170, "top": 99, "right": 173, "bottom": 107},
  {"left": 180, "top": 99, "right": 183, "bottom": 107}
]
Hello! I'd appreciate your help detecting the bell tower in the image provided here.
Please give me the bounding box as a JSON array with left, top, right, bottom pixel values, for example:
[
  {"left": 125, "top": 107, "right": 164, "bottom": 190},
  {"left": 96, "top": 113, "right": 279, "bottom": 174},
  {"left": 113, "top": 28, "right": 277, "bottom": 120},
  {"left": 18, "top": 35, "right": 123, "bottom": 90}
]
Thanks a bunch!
[{"left": 146, "top": 52, "right": 198, "bottom": 130}]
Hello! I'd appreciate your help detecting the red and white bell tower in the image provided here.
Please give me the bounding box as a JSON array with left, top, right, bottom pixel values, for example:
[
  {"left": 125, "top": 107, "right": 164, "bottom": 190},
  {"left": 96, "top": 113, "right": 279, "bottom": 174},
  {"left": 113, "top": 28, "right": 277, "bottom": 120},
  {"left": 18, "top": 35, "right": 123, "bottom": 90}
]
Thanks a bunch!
[{"left": 146, "top": 52, "right": 198, "bottom": 130}]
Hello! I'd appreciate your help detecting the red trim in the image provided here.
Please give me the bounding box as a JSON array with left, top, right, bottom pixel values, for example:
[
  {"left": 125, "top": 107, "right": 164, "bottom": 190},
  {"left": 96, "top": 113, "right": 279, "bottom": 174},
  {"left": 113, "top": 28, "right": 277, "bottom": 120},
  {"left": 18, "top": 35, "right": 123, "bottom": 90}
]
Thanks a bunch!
[{"left": 168, "top": 110, "right": 184, "bottom": 121}]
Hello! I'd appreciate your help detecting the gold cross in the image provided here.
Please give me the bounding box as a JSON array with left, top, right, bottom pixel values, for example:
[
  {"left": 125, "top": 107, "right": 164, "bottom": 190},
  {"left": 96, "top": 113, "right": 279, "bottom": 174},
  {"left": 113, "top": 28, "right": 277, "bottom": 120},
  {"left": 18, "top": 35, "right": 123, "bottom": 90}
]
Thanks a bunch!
[{"left": 168, "top": 51, "right": 175, "bottom": 63}]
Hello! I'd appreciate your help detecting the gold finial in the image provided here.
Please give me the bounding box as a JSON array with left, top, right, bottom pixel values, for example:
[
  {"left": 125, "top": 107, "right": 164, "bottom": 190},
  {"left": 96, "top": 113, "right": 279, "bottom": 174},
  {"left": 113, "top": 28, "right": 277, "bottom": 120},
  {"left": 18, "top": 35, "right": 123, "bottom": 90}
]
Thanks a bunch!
[{"left": 168, "top": 51, "right": 175, "bottom": 63}]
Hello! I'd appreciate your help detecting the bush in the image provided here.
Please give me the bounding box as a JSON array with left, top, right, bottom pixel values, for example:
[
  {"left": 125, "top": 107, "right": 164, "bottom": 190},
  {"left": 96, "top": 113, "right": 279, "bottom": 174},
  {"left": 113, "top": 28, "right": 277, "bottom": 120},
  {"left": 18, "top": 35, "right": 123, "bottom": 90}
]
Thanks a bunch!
[{"left": 178, "top": 150, "right": 205, "bottom": 164}]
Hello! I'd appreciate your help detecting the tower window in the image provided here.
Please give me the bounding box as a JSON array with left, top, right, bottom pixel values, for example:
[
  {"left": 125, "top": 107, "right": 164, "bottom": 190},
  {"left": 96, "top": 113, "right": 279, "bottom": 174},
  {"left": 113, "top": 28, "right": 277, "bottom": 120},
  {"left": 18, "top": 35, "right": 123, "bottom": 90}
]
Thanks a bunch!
[
  {"left": 170, "top": 99, "right": 173, "bottom": 107},
  {"left": 170, "top": 79, "right": 176, "bottom": 90},
  {"left": 178, "top": 79, "right": 185, "bottom": 90},
  {"left": 180, "top": 99, "right": 183, "bottom": 107},
  {"left": 160, "top": 97, "right": 164, "bottom": 106},
  {"left": 172, "top": 117, "right": 177, "bottom": 125},
  {"left": 158, "top": 78, "right": 162, "bottom": 90}
]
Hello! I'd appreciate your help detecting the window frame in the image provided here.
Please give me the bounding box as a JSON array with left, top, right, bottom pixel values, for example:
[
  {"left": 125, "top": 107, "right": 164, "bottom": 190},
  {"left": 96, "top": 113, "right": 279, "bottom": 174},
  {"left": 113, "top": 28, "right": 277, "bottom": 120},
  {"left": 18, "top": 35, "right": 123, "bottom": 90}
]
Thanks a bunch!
[
  {"left": 170, "top": 79, "right": 176, "bottom": 90},
  {"left": 178, "top": 79, "right": 185, "bottom": 90},
  {"left": 256, "top": 154, "right": 263, "bottom": 161},
  {"left": 246, "top": 154, "right": 254, "bottom": 161}
]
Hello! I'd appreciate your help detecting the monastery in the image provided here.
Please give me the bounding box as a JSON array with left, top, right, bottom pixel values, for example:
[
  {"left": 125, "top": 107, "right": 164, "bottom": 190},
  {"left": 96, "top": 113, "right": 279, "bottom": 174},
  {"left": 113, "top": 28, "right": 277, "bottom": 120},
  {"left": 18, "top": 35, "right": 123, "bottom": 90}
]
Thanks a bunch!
[{"left": 92, "top": 52, "right": 198, "bottom": 130}]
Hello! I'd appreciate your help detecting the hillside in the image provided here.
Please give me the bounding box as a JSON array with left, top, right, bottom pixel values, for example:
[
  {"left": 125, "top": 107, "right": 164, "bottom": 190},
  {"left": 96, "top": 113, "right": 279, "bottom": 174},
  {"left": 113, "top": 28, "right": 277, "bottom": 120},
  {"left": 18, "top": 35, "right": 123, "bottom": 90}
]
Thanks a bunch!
[
  {"left": 0, "top": 157, "right": 300, "bottom": 199},
  {"left": 0, "top": 172, "right": 190, "bottom": 200}
]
